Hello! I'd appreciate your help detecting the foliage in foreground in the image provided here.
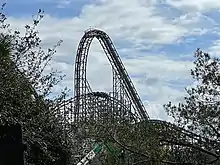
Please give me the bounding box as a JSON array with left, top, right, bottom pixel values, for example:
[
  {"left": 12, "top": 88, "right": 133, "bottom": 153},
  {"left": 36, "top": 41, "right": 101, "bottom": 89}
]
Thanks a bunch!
[
  {"left": 0, "top": 4, "right": 75, "bottom": 165},
  {"left": 164, "top": 49, "right": 220, "bottom": 164}
]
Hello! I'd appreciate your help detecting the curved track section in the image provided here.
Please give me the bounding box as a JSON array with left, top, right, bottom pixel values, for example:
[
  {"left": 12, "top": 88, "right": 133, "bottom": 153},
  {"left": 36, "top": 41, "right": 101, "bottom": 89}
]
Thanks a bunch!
[
  {"left": 74, "top": 29, "right": 149, "bottom": 122},
  {"left": 146, "top": 120, "right": 218, "bottom": 147},
  {"left": 145, "top": 120, "right": 219, "bottom": 161},
  {"left": 80, "top": 92, "right": 137, "bottom": 122}
]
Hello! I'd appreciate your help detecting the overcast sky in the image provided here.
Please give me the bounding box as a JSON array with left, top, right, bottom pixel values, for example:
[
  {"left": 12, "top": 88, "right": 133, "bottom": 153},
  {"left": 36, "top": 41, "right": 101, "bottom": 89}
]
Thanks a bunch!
[{"left": 3, "top": 0, "right": 220, "bottom": 121}]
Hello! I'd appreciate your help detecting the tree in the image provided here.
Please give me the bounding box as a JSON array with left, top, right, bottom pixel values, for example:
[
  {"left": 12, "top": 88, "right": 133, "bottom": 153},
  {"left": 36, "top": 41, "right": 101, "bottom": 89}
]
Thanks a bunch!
[
  {"left": 77, "top": 118, "right": 180, "bottom": 165},
  {"left": 0, "top": 4, "right": 75, "bottom": 165},
  {"left": 164, "top": 48, "right": 220, "bottom": 164}
]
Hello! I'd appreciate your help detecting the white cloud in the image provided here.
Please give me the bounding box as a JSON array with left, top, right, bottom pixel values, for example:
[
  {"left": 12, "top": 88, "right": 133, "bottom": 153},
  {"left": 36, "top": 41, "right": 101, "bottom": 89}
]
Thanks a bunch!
[
  {"left": 173, "top": 12, "right": 216, "bottom": 31},
  {"left": 79, "top": 0, "right": 188, "bottom": 45},
  {"left": 56, "top": 0, "right": 90, "bottom": 8},
  {"left": 165, "top": 0, "right": 220, "bottom": 12},
  {"left": 207, "top": 40, "right": 220, "bottom": 57},
  {"left": 7, "top": 0, "right": 215, "bottom": 120},
  {"left": 56, "top": 0, "right": 71, "bottom": 8}
]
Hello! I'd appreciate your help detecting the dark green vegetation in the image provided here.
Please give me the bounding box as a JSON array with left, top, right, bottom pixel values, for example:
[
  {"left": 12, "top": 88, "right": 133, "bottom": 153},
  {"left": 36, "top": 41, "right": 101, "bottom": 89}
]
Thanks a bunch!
[
  {"left": 164, "top": 49, "right": 220, "bottom": 164},
  {"left": 1, "top": 3, "right": 220, "bottom": 165},
  {"left": 0, "top": 4, "right": 74, "bottom": 165}
]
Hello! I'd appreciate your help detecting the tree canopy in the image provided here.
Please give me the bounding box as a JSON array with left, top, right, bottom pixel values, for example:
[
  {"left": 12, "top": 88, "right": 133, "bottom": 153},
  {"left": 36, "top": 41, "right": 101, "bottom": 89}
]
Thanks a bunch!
[
  {"left": 0, "top": 4, "right": 75, "bottom": 165},
  {"left": 164, "top": 48, "right": 220, "bottom": 164}
]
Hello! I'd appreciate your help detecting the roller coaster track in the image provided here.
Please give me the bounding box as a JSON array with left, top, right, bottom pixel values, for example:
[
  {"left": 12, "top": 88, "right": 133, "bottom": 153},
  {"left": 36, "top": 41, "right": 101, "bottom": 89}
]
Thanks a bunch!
[
  {"left": 74, "top": 28, "right": 149, "bottom": 122},
  {"left": 145, "top": 120, "right": 219, "bottom": 151},
  {"left": 145, "top": 120, "right": 220, "bottom": 163}
]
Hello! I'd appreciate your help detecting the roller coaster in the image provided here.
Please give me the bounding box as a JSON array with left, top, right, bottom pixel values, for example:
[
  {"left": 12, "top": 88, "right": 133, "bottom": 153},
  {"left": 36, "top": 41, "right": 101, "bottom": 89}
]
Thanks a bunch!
[
  {"left": 74, "top": 28, "right": 149, "bottom": 122},
  {"left": 59, "top": 28, "right": 220, "bottom": 164}
]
